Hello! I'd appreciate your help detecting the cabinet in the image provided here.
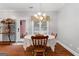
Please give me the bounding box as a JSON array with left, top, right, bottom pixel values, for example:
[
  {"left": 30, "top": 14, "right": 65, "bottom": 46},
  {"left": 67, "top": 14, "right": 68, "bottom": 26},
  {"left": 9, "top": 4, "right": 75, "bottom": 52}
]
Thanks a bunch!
[{"left": 0, "top": 18, "right": 16, "bottom": 42}]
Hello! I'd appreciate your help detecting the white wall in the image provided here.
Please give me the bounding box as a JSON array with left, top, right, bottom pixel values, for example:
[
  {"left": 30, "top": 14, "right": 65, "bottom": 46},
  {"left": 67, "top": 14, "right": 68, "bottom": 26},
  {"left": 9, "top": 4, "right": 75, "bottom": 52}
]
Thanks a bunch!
[
  {"left": 57, "top": 4, "right": 79, "bottom": 55},
  {"left": 0, "top": 10, "right": 57, "bottom": 41}
]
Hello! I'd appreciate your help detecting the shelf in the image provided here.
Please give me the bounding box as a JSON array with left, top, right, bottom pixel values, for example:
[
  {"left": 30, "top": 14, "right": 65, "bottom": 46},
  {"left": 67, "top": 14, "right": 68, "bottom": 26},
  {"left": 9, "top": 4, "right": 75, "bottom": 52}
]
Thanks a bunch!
[{"left": 0, "top": 31, "right": 15, "bottom": 34}]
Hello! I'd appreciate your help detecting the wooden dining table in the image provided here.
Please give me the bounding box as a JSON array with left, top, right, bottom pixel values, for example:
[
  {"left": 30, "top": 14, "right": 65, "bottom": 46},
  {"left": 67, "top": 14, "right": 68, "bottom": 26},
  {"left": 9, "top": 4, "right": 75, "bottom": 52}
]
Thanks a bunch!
[{"left": 23, "top": 35, "right": 57, "bottom": 52}]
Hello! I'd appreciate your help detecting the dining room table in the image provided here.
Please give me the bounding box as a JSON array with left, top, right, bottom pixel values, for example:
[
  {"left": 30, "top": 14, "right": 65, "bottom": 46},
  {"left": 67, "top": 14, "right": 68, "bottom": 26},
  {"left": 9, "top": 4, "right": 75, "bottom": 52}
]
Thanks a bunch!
[{"left": 23, "top": 34, "right": 57, "bottom": 52}]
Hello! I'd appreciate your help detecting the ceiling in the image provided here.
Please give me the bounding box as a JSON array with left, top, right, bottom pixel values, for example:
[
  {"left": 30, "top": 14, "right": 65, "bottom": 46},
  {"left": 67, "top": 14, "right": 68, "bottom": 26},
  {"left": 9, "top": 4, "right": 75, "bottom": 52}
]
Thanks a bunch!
[{"left": 0, "top": 3, "right": 65, "bottom": 12}]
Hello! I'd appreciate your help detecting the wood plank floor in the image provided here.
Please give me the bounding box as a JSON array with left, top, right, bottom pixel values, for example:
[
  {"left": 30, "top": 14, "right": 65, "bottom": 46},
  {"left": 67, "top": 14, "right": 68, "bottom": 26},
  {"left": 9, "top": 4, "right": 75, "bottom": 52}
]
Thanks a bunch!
[{"left": 0, "top": 43, "right": 74, "bottom": 56}]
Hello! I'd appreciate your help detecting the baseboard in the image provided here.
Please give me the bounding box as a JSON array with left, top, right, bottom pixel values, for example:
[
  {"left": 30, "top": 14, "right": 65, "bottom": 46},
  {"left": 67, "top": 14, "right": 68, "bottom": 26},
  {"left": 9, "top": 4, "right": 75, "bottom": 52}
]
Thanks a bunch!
[
  {"left": 0, "top": 41, "right": 15, "bottom": 45},
  {"left": 57, "top": 41, "right": 79, "bottom": 56}
]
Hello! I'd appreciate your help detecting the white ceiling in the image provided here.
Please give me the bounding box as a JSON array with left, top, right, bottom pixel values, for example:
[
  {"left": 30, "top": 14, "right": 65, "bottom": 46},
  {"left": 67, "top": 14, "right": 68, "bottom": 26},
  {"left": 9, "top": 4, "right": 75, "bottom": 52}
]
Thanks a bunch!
[{"left": 0, "top": 3, "right": 65, "bottom": 11}]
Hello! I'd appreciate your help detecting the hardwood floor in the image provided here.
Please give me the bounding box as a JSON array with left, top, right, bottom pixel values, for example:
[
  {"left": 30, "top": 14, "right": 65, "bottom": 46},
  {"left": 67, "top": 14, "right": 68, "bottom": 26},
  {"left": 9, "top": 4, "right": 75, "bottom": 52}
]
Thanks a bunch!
[{"left": 0, "top": 43, "right": 74, "bottom": 56}]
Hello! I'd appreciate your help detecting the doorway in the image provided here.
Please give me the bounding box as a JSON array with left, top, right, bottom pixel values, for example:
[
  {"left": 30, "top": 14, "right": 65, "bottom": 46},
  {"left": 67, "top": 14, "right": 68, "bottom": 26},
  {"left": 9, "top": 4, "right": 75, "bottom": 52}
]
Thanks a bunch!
[{"left": 20, "top": 20, "right": 26, "bottom": 38}]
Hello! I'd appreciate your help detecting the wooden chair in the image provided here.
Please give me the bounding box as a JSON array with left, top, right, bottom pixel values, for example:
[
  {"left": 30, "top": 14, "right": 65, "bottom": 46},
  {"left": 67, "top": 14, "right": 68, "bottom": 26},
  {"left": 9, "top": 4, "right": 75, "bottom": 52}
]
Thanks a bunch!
[{"left": 31, "top": 35, "right": 48, "bottom": 56}]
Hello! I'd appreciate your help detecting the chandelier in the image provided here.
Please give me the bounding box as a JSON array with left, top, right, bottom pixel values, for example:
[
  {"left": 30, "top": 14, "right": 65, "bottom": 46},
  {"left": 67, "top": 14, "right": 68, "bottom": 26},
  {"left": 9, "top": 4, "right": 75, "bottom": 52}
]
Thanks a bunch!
[
  {"left": 33, "top": 4, "right": 48, "bottom": 21},
  {"left": 34, "top": 12, "right": 47, "bottom": 21}
]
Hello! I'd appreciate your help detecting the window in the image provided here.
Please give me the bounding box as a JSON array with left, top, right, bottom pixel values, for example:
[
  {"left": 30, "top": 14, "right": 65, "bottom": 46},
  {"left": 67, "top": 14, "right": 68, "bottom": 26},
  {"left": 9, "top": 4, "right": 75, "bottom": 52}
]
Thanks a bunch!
[{"left": 32, "top": 20, "right": 49, "bottom": 35}]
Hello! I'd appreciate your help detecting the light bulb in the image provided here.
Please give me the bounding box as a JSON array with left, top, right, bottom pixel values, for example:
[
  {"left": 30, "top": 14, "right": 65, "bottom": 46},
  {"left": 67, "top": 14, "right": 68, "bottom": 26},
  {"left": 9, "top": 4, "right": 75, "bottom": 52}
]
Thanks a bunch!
[
  {"left": 43, "top": 13, "right": 46, "bottom": 17},
  {"left": 34, "top": 14, "right": 39, "bottom": 19},
  {"left": 34, "top": 14, "right": 37, "bottom": 17},
  {"left": 40, "top": 16, "right": 43, "bottom": 20},
  {"left": 37, "top": 12, "right": 41, "bottom": 16}
]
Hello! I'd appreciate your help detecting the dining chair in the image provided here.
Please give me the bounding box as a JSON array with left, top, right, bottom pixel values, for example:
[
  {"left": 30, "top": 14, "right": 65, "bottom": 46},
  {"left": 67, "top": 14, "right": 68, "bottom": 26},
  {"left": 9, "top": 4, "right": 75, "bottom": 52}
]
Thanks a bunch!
[
  {"left": 50, "top": 33, "right": 57, "bottom": 52},
  {"left": 31, "top": 35, "right": 48, "bottom": 56}
]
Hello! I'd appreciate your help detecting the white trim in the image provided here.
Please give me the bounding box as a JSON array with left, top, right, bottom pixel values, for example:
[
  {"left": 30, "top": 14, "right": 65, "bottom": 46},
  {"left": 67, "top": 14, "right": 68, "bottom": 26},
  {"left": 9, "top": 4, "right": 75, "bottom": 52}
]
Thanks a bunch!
[
  {"left": 47, "top": 21, "right": 49, "bottom": 35},
  {"left": 32, "top": 21, "right": 33, "bottom": 35},
  {"left": 57, "top": 41, "right": 79, "bottom": 56},
  {"left": 16, "top": 20, "right": 20, "bottom": 42}
]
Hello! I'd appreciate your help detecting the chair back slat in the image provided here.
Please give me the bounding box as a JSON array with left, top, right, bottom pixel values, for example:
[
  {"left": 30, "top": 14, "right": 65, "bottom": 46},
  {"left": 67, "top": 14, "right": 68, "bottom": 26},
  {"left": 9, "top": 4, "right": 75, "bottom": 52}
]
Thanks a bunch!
[{"left": 31, "top": 35, "right": 48, "bottom": 47}]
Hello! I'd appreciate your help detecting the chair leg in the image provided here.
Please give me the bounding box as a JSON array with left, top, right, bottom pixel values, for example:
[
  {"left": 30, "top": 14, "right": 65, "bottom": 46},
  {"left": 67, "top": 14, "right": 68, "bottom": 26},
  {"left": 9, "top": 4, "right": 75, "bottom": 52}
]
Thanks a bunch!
[
  {"left": 34, "top": 52, "right": 37, "bottom": 56},
  {"left": 32, "top": 51, "right": 34, "bottom": 56},
  {"left": 45, "top": 52, "right": 47, "bottom": 56},
  {"left": 33, "top": 52, "right": 37, "bottom": 56},
  {"left": 52, "top": 47, "right": 55, "bottom": 52},
  {"left": 43, "top": 52, "right": 45, "bottom": 56}
]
